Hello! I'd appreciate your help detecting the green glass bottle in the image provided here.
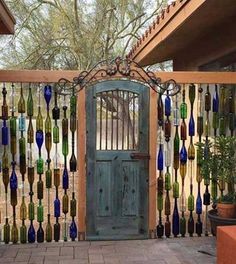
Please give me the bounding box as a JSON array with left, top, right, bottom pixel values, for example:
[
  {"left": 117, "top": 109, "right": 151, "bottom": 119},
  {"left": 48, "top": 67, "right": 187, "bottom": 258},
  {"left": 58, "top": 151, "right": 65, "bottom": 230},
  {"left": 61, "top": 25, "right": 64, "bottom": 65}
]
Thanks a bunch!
[
  {"left": 165, "top": 171, "right": 171, "bottom": 191},
  {"left": 10, "top": 116, "right": 17, "bottom": 155},
  {"left": 53, "top": 125, "right": 59, "bottom": 143},
  {"left": 189, "top": 84, "right": 196, "bottom": 105},
  {"left": 18, "top": 86, "right": 25, "bottom": 113},
  {"left": 62, "top": 118, "right": 69, "bottom": 156},
  {"left": 180, "top": 102, "right": 187, "bottom": 119},
  {"left": 45, "top": 113, "right": 52, "bottom": 152},
  {"left": 20, "top": 224, "right": 27, "bottom": 244},
  {"left": 36, "top": 107, "right": 43, "bottom": 131},
  {"left": 37, "top": 203, "right": 44, "bottom": 223},
  {"left": 28, "top": 202, "right": 35, "bottom": 220},
  {"left": 19, "top": 137, "right": 26, "bottom": 176},
  {"left": 188, "top": 194, "right": 194, "bottom": 211},
  {"left": 37, "top": 157, "right": 44, "bottom": 175},
  {"left": 173, "top": 182, "right": 179, "bottom": 198},
  {"left": 205, "top": 86, "right": 211, "bottom": 112},
  {"left": 4, "top": 219, "right": 10, "bottom": 244},
  {"left": 46, "top": 215, "right": 52, "bottom": 242},
  {"left": 20, "top": 197, "right": 27, "bottom": 221},
  {"left": 63, "top": 194, "right": 69, "bottom": 215},
  {"left": 2, "top": 87, "right": 8, "bottom": 119},
  {"left": 27, "top": 119, "right": 34, "bottom": 144},
  {"left": 173, "top": 130, "right": 180, "bottom": 170},
  {"left": 70, "top": 94, "right": 77, "bottom": 115},
  {"left": 46, "top": 169, "right": 52, "bottom": 189},
  {"left": 11, "top": 222, "right": 18, "bottom": 244},
  {"left": 27, "top": 87, "right": 34, "bottom": 116}
]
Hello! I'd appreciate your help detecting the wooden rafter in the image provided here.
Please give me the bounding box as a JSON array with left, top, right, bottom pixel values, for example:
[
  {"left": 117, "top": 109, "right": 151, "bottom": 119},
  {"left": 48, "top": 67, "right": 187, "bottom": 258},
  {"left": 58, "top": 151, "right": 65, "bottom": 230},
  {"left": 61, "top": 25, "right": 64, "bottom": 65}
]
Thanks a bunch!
[
  {"left": 0, "top": 0, "right": 16, "bottom": 34},
  {"left": 0, "top": 70, "right": 236, "bottom": 84}
]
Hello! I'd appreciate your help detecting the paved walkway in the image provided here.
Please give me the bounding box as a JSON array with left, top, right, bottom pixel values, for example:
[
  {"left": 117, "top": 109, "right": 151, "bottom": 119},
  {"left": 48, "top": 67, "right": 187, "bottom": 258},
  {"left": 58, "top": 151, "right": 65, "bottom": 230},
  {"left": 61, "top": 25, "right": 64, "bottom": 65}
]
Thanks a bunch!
[{"left": 0, "top": 236, "right": 216, "bottom": 264}]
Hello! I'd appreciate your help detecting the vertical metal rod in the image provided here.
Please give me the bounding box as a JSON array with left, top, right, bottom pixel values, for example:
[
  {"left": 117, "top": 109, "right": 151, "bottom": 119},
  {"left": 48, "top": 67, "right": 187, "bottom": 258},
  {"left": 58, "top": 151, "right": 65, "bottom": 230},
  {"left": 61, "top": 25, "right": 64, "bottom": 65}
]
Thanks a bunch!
[
  {"left": 127, "top": 91, "right": 130, "bottom": 149},
  {"left": 105, "top": 91, "right": 108, "bottom": 150},
  {"left": 116, "top": 90, "right": 119, "bottom": 150},
  {"left": 133, "top": 93, "right": 135, "bottom": 149},
  {"left": 122, "top": 91, "right": 125, "bottom": 150},
  {"left": 99, "top": 93, "right": 102, "bottom": 150},
  {"left": 111, "top": 91, "right": 114, "bottom": 150}
]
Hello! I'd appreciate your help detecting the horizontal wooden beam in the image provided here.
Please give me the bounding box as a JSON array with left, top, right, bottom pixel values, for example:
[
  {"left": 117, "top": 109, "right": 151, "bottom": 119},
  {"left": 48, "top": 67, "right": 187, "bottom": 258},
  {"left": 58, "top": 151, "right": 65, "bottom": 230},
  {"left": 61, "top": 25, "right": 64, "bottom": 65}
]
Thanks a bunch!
[
  {"left": 0, "top": 70, "right": 80, "bottom": 83},
  {"left": 157, "top": 71, "right": 236, "bottom": 84},
  {"left": 0, "top": 70, "right": 236, "bottom": 84}
]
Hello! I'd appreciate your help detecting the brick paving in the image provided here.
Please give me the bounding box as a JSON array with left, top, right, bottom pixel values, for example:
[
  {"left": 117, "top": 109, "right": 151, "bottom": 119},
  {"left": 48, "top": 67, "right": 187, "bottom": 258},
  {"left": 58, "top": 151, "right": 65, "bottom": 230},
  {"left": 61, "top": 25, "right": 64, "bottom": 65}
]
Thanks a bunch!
[{"left": 0, "top": 236, "right": 216, "bottom": 264}]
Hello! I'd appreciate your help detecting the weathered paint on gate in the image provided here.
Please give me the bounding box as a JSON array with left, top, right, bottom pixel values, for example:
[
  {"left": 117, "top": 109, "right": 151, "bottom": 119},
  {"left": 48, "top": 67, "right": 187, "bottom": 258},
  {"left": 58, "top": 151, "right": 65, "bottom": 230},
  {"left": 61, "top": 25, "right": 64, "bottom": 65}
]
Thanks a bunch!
[{"left": 86, "top": 80, "right": 149, "bottom": 240}]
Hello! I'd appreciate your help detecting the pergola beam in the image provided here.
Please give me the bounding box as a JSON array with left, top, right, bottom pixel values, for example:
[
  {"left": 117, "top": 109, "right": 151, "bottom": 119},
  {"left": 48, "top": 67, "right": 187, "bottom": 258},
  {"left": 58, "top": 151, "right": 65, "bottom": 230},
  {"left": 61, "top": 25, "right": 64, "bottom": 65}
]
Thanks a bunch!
[{"left": 0, "top": 70, "right": 236, "bottom": 84}]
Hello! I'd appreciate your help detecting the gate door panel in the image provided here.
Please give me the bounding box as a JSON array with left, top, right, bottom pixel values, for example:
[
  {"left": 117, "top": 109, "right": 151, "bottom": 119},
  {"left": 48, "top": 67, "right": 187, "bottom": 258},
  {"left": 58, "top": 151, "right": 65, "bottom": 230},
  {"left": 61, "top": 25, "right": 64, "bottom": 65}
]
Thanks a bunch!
[{"left": 86, "top": 80, "right": 149, "bottom": 240}]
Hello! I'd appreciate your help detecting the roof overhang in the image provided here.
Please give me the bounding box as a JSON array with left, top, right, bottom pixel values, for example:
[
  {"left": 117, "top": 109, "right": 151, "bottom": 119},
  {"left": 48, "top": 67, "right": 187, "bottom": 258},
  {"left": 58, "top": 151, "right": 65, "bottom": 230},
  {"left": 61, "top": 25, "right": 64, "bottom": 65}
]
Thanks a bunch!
[
  {"left": 128, "top": 0, "right": 236, "bottom": 67},
  {"left": 0, "top": 0, "right": 15, "bottom": 34}
]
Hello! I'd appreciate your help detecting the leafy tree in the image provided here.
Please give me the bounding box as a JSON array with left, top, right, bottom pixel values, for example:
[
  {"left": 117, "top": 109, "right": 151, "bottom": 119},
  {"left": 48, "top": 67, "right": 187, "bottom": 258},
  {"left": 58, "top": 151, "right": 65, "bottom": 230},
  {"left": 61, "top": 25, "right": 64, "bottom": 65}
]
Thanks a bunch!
[{"left": 1, "top": 0, "right": 168, "bottom": 70}]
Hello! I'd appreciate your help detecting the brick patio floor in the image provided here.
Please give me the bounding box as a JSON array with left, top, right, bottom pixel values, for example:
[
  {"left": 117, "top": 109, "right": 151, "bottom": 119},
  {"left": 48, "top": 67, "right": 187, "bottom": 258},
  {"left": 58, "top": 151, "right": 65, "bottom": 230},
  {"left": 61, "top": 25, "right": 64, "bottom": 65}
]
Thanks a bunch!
[{"left": 0, "top": 236, "right": 216, "bottom": 264}]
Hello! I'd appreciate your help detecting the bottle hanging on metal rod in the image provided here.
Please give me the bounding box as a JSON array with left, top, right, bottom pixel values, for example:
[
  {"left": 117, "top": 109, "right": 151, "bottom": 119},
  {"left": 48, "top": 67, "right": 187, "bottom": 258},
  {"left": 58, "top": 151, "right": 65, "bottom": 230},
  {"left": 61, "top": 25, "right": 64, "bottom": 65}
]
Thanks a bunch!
[
  {"left": 44, "top": 84, "right": 53, "bottom": 242},
  {"left": 164, "top": 91, "right": 172, "bottom": 238},
  {"left": 2, "top": 84, "right": 10, "bottom": 244},
  {"left": 27, "top": 85, "right": 36, "bottom": 243},
  {"left": 10, "top": 83, "right": 18, "bottom": 243},
  {"left": 69, "top": 87, "right": 78, "bottom": 241},
  {"left": 53, "top": 89, "right": 61, "bottom": 242},
  {"left": 36, "top": 84, "right": 45, "bottom": 243},
  {"left": 172, "top": 92, "right": 180, "bottom": 237}
]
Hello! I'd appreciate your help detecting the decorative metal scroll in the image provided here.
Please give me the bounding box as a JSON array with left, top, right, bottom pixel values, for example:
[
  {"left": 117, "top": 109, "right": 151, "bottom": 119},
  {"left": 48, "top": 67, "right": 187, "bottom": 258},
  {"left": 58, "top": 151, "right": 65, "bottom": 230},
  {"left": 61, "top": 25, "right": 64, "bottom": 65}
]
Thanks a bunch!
[{"left": 56, "top": 57, "right": 180, "bottom": 96}]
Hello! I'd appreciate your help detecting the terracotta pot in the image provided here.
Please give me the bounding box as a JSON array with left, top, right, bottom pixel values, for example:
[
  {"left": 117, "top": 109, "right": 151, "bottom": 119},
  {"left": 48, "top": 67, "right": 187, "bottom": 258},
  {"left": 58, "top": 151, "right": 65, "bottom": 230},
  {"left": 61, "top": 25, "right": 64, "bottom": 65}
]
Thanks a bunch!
[
  {"left": 217, "top": 203, "right": 236, "bottom": 218},
  {"left": 208, "top": 209, "right": 236, "bottom": 236}
]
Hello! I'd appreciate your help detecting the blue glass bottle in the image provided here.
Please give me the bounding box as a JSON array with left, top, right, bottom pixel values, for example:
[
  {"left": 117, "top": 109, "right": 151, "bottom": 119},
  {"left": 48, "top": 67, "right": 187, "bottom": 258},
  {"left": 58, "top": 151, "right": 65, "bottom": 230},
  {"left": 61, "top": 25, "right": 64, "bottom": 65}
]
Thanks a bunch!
[
  {"left": 180, "top": 145, "right": 187, "bottom": 163},
  {"left": 213, "top": 86, "right": 219, "bottom": 113},
  {"left": 172, "top": 199, "right": 179, "bottom": 237},
  {"left": 54, "top": 198, "right": 61, "bottom": 218},
  {"left": 157, "top": 146, "right": 163, "bottom": 171},
  {"left": 2, "top": 121, "right": 8, "bottom": 145},
  {"left": 189, "top": 115, "right": 195, "bottom": 137},
  {"left": 196, "top": 192, "right": 202, "bottom": 215},
  {"left": 28, "top": 223, "right": 35, "bottom": 243},
  {"left": 70, "top": 220, "right": 77, "bottom": 241},
  {"left": 165, "top": 95, "right": 171, "bottom": 116},
  {"left": 10, "top": 166, "right": 18, "bottom": 190},
  {"left": 19, "top": 116, "right": 26, "bottom": 131},
  {"left": 36, "top": 130, "right": 44, "bottom": 151},
  {"left": 44, "top": 85, "right": 52, "bottom": 109},
  {"left": 63, "top": 168, "right": 69, "bottom": 190}
]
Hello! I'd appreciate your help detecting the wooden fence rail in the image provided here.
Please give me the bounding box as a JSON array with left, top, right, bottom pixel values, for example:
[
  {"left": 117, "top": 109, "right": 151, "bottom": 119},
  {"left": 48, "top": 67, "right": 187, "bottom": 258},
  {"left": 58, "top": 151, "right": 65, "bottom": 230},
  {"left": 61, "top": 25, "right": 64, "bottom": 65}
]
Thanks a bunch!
[{"left": 0, "top": 70, "right": 236, "bottom": 84}]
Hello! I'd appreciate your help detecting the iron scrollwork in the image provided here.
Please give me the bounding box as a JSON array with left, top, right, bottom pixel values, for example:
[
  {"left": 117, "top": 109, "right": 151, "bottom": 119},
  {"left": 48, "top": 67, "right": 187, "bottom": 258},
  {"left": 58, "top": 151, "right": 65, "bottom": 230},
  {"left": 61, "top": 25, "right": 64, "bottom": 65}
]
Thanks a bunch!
[{"left": 56, "top": 57, "right": 181, "bottom": 96}]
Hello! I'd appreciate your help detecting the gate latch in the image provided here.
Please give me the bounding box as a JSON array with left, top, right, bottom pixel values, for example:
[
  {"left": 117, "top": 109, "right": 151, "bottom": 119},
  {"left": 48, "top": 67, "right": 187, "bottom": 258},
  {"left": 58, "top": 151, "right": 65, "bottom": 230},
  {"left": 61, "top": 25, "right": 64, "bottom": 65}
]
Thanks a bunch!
[{"left": 130, "top": 153, "right": 150, "bottom": 160}]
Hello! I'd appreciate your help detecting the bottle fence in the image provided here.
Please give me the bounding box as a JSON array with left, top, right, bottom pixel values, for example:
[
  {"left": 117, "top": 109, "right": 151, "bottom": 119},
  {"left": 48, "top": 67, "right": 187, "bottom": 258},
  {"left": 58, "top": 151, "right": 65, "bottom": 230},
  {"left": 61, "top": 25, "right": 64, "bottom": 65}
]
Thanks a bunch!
[{"left": 0, "top": 82, "right": 235, "bottom": 243}]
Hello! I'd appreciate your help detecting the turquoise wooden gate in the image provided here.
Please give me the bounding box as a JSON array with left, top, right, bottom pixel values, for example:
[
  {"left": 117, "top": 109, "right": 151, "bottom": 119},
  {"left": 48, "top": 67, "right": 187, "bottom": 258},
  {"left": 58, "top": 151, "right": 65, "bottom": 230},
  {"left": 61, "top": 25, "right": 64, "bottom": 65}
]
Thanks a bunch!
[{"left": 86, "top": 80, "right": 149, "bottom": 240}]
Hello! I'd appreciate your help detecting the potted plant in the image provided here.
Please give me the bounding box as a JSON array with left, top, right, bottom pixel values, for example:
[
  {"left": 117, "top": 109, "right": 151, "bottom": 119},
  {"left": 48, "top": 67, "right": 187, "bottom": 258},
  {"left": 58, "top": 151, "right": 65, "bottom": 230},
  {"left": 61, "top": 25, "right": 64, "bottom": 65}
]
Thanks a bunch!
[
  {"left": 217, "top": 193, "right": 235, "bottom": 218},
  {"left": 213, "top": 136, "right": 236, "bottom": 218},
  {"left": 196, "top": 136, "right": 236, "bottom": 235}
]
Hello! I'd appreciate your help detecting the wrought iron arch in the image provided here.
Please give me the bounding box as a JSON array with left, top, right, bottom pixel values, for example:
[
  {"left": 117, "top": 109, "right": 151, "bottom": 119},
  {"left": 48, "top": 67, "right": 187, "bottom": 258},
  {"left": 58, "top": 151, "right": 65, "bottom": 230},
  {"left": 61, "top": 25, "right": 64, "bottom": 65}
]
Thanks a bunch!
[{"left": 56, "top": 57, "right": 181, "bottom": 96}]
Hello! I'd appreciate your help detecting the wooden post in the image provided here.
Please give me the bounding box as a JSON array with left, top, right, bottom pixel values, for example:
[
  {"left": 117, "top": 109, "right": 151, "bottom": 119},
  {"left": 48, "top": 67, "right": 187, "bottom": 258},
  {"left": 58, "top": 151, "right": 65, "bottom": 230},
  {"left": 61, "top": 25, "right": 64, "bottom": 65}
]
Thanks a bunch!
[
  {"left": 77, "top": 88, "right": 86, "bottom": 240},
  {"left": 149, "top": 89, "right": 157, "bottom": 238}
]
